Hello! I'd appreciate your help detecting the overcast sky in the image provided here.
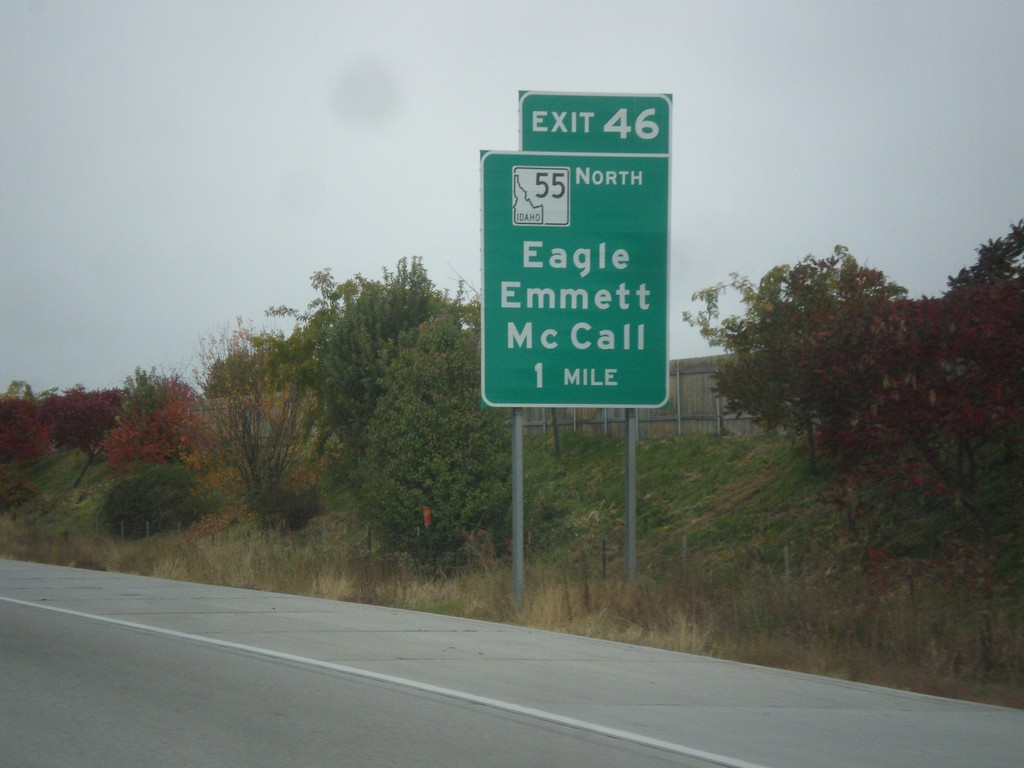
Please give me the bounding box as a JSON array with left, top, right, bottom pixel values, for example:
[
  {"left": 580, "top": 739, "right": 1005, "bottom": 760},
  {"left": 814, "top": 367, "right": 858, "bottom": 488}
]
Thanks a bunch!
[{"left": 2, "top": 0, "right": 1022, "bottom": 393}]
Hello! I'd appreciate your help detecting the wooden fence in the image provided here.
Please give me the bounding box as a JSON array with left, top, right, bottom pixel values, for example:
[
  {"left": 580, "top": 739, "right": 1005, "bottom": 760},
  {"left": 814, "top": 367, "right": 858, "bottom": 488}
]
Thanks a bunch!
[{"left": 520, "top": 355, "right": 758, "bottom": 438}]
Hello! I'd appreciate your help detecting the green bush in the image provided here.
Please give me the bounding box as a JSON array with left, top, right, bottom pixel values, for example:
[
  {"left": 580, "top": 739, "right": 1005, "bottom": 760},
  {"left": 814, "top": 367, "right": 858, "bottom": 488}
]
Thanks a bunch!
[
  {"left": 360, "top": 313, "right": 511, "bottom": 566},
  {"left": 0, "top": 465, "right": 38, "bottom": 511},
  {"left": 248, "top": 483, "right": 322, "bottom": 531},
  {"left": 101, "top": 464, "right": 203, "bottom": 538}
]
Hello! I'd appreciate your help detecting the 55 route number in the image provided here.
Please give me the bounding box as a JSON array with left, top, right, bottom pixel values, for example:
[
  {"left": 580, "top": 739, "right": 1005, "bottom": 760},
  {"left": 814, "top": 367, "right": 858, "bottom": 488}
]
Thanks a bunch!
[{"left": 531, "top": 170, "right": 566, "bottom": 199}]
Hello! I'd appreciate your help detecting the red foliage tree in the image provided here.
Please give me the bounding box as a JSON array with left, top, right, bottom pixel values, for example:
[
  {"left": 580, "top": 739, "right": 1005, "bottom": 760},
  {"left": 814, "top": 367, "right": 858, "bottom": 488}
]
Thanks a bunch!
[
  {"left": 0, "top": 397, "right": 51, "bottom": 465},
  {"left": 104, "top": 371, "right": 198, "bottom": 471},
  {"left": 40, "top": 387, "right": 122, "bottom": 487},
  {"left": 819, "top": 279, "right": 1024, "bottom": 535},
  {"left": 684, "top": 247, "right": 905, "bottom": 470}
]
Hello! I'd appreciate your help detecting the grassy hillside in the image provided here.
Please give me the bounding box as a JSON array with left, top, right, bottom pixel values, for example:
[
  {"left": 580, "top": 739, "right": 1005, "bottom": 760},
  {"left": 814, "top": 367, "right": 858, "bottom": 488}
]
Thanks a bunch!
[
  {"left": 2, "top": 433, "right": 1021, "bottom": 708},
  {"left": 13, "top": 451, "right": 113, "bottom": 531},
  {"left": 526, "top": 432, "right": 824, "bottom": 571}
]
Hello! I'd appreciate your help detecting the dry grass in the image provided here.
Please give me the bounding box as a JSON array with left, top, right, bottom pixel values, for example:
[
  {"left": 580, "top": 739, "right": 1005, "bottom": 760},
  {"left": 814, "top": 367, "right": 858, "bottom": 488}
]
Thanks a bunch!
[{"left": 3, "top": 515, "right": 1021, "bottom": 709}]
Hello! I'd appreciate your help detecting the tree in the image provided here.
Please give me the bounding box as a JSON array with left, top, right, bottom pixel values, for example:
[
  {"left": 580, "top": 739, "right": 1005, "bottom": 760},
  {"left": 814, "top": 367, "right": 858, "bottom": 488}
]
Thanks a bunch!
[
  {"left": 268, "top": 257, "right": 450, "bottom": 458},
  {"left": 360, "top": 311, "right": 510, "bottom": 564},
  {"left": 684, "top": 247, "right": 905, "bottom": 469},
  {"left": 104, "top": 368, "right": 199, "bottom": 471},
  {"left": 820, "top": 226, "right": 1024, "bottom": 536},
  {"left": 195, "top": 320, "right": 314, "bottom": 529},
  {"left": 947, "top": 218, "right": 1023, "bottom": 289},
  {"left": 0, "top": 391, "right": 50, "bottom": 466},
  {"left": 4, "top": 380, "right": 56, "bottom": 402},
  {"left": 40, "top": 386, "right": 122, "bottom": 487},
  {"left": 0, "top": 383, "right": 52, "bottom": 511}
]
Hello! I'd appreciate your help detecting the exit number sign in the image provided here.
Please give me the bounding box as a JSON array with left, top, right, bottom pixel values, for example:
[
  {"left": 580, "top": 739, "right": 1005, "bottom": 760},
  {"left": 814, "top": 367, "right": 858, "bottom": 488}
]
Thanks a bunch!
[{"left": 519, "top": 91, "right": 671, "bottom": 155}]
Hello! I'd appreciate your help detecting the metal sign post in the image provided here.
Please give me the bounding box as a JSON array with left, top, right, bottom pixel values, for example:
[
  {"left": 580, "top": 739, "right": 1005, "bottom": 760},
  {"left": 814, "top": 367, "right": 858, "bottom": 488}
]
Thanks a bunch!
[
  {"left": 624, "top": 408, "right": 638, "bottom": 582},
  {"left": 512, "top": 407, "right": 524, "bottom": 609}
]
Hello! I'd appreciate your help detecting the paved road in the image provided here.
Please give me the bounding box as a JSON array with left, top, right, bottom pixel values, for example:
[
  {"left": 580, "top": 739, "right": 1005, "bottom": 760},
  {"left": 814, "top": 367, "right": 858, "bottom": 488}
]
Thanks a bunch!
[{"left": 1, "top": 559, "right": 1021, "bottom": 767}]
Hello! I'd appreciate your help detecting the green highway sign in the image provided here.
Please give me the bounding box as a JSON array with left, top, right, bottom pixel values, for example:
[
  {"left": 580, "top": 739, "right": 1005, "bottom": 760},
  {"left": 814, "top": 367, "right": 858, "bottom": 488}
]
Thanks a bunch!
[
  {"left": 519, "top": 91, "right": 671, "bottom": 155},
  {"left": 480, "top": 150, "right": 670, "bottom": 407}
]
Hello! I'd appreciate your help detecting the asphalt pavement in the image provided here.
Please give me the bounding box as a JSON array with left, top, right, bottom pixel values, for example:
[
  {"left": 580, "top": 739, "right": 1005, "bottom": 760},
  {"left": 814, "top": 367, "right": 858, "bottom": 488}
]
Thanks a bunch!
[{"left": 2, "top": 558, "right": 1021, "bottom": 767}]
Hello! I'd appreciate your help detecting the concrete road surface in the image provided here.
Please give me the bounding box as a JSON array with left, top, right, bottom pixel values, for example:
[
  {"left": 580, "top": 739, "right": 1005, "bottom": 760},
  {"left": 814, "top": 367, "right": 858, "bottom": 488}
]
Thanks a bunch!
[{"left": 1, "top": 558, "right": 1021, "bottom": 767}]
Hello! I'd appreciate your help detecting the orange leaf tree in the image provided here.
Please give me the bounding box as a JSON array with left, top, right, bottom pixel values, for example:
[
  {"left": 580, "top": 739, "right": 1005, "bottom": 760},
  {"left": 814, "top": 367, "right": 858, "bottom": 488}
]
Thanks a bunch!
[
  {"left": 195, "top": 320, "right": 315, "bottom": 529},
  {"left": 104, "top": 369, "right": 199, "bottom": 471}
]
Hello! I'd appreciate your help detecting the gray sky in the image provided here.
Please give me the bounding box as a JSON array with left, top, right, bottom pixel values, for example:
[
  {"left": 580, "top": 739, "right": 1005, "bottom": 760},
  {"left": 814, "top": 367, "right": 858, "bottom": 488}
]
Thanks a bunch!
[{"left": 2, "top": 0, "right": 1022, "bottom": 392}]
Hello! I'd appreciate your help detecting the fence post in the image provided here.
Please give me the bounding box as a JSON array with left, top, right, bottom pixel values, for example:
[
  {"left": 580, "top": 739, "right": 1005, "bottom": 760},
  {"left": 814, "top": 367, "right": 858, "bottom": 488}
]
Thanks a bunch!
[
  {"left": 675, "top": 367, "right": 682, "bottom": 435},
  {"left": 784, "top": 543, "right": 791, "bottom": 595}
]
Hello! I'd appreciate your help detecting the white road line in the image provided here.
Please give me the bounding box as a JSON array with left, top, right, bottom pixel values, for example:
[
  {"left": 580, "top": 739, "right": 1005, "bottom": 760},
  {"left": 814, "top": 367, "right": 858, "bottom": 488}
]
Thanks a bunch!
[{"left": 1, "top": 595, "right": 772, "bottom": 768}]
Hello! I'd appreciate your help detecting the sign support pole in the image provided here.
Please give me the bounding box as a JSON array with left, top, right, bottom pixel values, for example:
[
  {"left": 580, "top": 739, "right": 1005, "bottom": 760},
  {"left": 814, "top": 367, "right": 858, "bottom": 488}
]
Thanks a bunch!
[
  {"left": 512, "top": 407, "right": 524, "bottom": 609},
  {"left": 624, "top": 408, "right": 638, "bottom": 583}
]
